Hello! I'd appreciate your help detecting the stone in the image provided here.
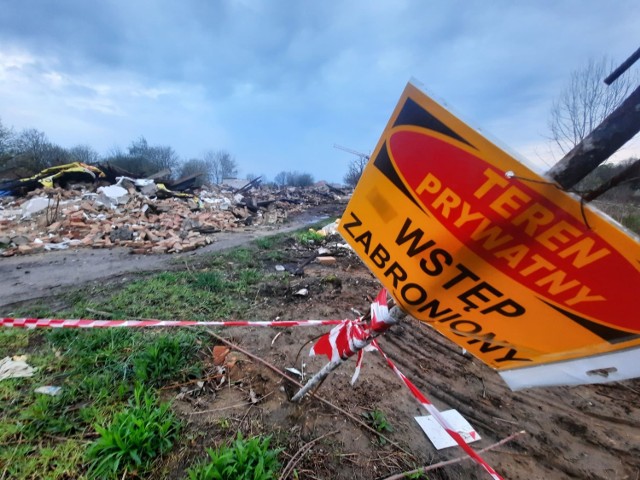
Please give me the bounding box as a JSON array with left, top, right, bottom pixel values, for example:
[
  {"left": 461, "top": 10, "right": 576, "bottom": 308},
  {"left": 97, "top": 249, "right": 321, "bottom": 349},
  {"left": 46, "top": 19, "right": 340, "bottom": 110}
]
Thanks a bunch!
[
  {"left": 11, "top": 235, "right": 30, "bottom": 246},
  {"left": 316, "top": 256, "right": 337, "bottom": 265},
  {"left": 21, "top": 197, "right": 50, "bottom": 219}
]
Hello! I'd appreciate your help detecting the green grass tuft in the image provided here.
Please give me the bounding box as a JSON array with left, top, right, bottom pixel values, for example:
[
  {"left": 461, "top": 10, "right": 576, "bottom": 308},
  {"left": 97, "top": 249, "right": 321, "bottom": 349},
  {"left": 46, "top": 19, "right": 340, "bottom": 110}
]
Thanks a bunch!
[
  {"left": 133, "top": 331, "right": 201, "bottom": 386},
  {"left": 294, "top": 229, "right": 325, "bottom": 245},
  {"left": 86, "top": 385, "right": 181, "bottom": 479},
  {"left": 187, "top": 433, "right": 282, "bottom": 480}
]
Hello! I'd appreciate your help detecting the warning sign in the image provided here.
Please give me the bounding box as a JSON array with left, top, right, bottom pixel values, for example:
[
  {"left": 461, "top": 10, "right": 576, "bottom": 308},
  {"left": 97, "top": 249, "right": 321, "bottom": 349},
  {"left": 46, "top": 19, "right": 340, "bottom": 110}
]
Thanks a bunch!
[{"left": 339, "top": 82, "right": 640, "bottom": 386}]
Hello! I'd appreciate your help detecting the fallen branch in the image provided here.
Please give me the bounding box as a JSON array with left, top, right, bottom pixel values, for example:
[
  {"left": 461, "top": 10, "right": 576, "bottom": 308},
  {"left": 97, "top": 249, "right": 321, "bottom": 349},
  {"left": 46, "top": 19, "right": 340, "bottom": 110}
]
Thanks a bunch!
[
  {"left": 199, "top": 328, "right": 414, "bottom": 459},
  {"left": 279, "top": 430, "right": 339, "bottom": 480},
  {"left": 382, "top": 430, "right": 527, "bottom": 480}
]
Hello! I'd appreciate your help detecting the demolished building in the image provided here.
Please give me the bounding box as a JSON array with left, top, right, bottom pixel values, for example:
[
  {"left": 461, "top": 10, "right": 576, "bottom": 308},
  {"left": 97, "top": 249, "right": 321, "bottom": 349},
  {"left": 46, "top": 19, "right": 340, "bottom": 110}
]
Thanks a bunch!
[{"left": 0, "top": 170, "right": 348, "bottom": 257}]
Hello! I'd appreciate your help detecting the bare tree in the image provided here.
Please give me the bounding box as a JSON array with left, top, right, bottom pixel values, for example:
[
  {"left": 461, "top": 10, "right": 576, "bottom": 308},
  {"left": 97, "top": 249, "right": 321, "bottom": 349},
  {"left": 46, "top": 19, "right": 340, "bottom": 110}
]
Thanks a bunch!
[
  {"left": 273, "top": 170, "right": 314, "bottom": 187},
  {"left": 127, "top": 136, "right": 179, "bottom": 175},
  {"left": 343, "top": 156, "right": 368, "bottom": 187},
  {"left": 13, "top": 129, "right": 50, "bottom": 169},
  {"left": 11, "top": 128, "right": 71, "bottom": 171},
  {"left": 0, "top": 118, "right": 14, "bottom": 156},
  {"left": 549, "top": 56, "right": 638, "bottom": 154},
  {"left": 203, "top": 150, "right": 238, "bottom": 183},
  {"left": 179, "top": 158, "right": 211, "bottom": 186},
  {"left": 274, "top": 171, "right": 288, "bottom": 187},
  {"left": 69, "top": 144, "right": 100, "bottom": 164},
  {"left": 148, "top": 145, "right": 179, "bottom": 173}
]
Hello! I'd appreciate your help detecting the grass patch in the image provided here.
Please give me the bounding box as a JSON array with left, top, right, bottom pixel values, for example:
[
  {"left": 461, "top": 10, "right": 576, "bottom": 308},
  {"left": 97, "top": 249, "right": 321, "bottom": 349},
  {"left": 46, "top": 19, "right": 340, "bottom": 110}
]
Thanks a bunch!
[
  {"left": 187, "top": 433, "right": 281, "bottom": 480},
  {"left": 86, "top": 385, "right": 181, "bottom": 479},
  {"left": 0, "top": 329, "right": 30, "bottom": 354},
  {"left": 133, "top": 331, "right": 201, "bottom": 386},
  {"left": 255, "top": 235, "right": 278, "bottom": 250},
  {"left": 1, "top": 440, "right": 87, "bottom": 480},
  {"left": 0, "top": 228, "right": 317, "bottom": 478},
  {"left": 294, "top": 229, "right": 325, "bottom": 245}
]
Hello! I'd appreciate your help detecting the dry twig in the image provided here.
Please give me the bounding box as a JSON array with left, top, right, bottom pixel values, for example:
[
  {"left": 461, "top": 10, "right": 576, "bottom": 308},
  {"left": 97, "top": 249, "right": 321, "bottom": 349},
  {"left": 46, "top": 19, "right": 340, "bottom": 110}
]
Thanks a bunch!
[
  {"left": 199, "top": 328, "right": 415, "bottom": 459},
  {"left": 278, "top": 430, "right": 338, "bottom": 480},
  {"left": 382, "top": 430, "right": 527, "bottom": 480}
]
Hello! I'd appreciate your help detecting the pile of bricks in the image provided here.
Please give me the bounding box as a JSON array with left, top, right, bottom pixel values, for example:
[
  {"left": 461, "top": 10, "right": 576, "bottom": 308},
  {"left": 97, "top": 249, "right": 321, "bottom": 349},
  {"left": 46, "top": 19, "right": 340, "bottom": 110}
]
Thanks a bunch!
[{"left": 0, "top": 185, "right": 290, "bottom": 256}]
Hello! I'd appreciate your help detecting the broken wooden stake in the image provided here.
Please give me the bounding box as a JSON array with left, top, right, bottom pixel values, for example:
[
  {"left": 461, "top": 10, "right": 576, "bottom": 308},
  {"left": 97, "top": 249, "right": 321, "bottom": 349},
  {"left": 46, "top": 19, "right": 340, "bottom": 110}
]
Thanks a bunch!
[{"left": 291, "top": 304, "right": 406, "bottom": 402}]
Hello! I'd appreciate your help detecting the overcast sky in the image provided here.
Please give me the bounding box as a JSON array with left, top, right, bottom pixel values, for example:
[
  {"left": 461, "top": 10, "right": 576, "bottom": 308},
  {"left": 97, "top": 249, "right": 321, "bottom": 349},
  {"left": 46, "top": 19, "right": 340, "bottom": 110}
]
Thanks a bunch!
[{"left": 1, "top": 1, "right": 638, "bottom": 183}]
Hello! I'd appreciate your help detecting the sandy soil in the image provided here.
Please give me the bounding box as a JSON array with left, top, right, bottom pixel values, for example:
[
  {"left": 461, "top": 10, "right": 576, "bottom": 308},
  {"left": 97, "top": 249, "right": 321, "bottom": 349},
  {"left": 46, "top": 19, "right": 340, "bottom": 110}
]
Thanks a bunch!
[{"left": 161, "top": 230, "right": 640, "bottom": 480}]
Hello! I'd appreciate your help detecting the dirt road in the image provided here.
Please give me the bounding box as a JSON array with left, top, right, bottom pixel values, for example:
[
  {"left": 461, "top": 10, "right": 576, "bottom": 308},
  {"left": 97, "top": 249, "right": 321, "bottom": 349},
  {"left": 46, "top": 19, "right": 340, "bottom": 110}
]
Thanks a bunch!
[{"left": 0, "top": 206, "right": 338, "bottom": 310}]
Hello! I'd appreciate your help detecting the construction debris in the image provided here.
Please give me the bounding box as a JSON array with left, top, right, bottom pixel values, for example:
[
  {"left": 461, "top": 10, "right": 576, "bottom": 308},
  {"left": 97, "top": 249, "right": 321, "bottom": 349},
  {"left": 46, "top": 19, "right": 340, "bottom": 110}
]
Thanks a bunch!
[{"left": 0, "top": 175, "right": 348, "bottom": 256}]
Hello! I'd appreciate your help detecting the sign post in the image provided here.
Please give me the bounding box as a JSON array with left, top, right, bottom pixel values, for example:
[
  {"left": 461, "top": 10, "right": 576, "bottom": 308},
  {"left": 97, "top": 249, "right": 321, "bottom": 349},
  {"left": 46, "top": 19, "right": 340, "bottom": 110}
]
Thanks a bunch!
[{"left": 338, "top": 82, "right": 640, "bottom": 390}]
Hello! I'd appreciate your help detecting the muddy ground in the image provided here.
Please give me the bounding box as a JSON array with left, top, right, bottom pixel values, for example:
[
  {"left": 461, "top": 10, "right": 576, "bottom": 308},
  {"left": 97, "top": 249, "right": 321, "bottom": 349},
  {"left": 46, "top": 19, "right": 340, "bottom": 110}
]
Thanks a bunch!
[{"left": 3, "top": 203, "right": 639, "bottom": 479}]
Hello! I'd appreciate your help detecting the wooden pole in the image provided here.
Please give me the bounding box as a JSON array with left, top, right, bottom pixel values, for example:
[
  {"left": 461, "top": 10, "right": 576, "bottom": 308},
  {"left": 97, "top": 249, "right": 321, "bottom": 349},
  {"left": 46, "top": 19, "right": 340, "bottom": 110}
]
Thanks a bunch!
[
  {"left": 604, "top": 46, "right": 640, "bottom": 85},
  {"left": 546, "top": 85, "right": 640, "bottom": 189},
  {"left": 291, "top": 305, "right": 406, "bottom": 402},
  {"left": 581, "top": 158, "right": 640, "bottom": 202}
]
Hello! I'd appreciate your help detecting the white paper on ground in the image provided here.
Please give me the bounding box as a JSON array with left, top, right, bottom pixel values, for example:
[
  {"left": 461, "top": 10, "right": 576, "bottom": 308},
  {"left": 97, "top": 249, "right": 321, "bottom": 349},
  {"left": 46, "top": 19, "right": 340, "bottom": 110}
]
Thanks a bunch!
[{"left": 415, "top": 409, "right": 480, "bottom": 450}]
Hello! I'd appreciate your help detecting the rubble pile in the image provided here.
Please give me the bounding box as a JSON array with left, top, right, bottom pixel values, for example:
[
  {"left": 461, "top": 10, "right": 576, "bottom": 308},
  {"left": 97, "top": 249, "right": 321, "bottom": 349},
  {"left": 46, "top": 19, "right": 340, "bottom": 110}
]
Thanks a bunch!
[{"left": 0, "top": 180, "right": 348, "bottom": 257}]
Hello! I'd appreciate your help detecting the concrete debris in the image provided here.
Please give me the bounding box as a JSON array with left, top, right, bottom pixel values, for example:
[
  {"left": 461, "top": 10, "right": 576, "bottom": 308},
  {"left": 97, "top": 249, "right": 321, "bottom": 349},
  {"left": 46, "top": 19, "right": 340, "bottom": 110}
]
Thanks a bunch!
[
  {"left": 96, "top": 185, "right": 130, "bottom": 209},
  {"left": 21, "top": 197, "right": 51, "bottom": 219},
  {"left": 295, "top": 288, "right": 309, "bottom": 296},
  {"left": 0, "top": 180, "right": 347, "bottom": 257}
]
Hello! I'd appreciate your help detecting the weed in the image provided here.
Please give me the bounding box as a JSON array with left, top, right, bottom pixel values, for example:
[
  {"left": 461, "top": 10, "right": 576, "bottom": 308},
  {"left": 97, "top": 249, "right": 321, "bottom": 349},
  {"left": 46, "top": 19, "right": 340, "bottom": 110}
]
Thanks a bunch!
[
  {"left": 216, "top": 417, "right": 231, "bottom": 430},
  {"left": 362, "top": 409, "right": 393, "bottom": 444},
  {"left": 294, "top": 229, "right": 325, "bottom": 245},
  {"left": 255, "top": 236, "right": 277, "bottom": 249},
  {"left": 265, "top": 249, "right": 286, "bottom": 262},
  {"left": 20, "top": 393, "right": 78, "bottom": 439},
  {"left": 192, "top": 270, "right": 227, "bottom": 292},
  {"left": 187, "top": 433, "right": 282, "bottom": 480},
  {"left": 235, "top": 267, "right": 263, "bottom": 289},
  {"left": 86, "top": 385, "right": 181, "bottom": 479},
  {"left": 322, "top": 274, "right": 342, "bottom": 288},
  {"left": 226, "top": 247, "right": 255, "bottom": 265},
  {"left": 0, "top": 329, "right": 29, "bottom": 355},
  {"left": 407, "top": 471, "right": 429, "bottom": 479},
  {"left": 133, "top": 331, "right": 201, "bottom": 386}
]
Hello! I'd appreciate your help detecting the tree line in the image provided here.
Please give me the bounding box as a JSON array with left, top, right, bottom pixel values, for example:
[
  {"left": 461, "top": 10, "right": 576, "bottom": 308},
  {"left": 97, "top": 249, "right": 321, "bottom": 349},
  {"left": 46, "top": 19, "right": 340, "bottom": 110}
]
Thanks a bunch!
[{"left": 0, "top": 123, "right": 317, "bottom": 187}]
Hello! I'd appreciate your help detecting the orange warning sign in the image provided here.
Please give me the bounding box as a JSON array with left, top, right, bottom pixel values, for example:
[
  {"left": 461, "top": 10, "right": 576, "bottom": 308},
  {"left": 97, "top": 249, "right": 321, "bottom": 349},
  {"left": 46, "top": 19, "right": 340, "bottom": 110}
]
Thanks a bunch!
[{"left": 339, "top": 83, "right": 640, "bottom": 383}]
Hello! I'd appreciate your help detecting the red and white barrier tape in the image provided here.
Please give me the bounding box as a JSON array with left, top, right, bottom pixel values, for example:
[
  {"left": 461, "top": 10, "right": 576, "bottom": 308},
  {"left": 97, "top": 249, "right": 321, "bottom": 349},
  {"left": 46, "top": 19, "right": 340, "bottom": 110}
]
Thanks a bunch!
[
  {"left": 4, "top": 290, "right": 503, "bottom": 479},
  {"left": 371, "top": 339, "right": 503, "bottom": 480},
  {"left": 310, "top": 288, "right": 390, "bottom": 384},
  {"left": 0, "top": 317, "right": 346, "bottom": 329}
]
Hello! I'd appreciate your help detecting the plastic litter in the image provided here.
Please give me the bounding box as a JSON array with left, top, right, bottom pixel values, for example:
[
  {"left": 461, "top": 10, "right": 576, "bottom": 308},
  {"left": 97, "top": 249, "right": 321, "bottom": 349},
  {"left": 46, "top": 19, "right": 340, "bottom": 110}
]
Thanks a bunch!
[
  {"left": 35, "top": 386, "right": 62, "bottom": 396},
  {"left": 0, "top": 356, "right": 36, "bottom": 380}
]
